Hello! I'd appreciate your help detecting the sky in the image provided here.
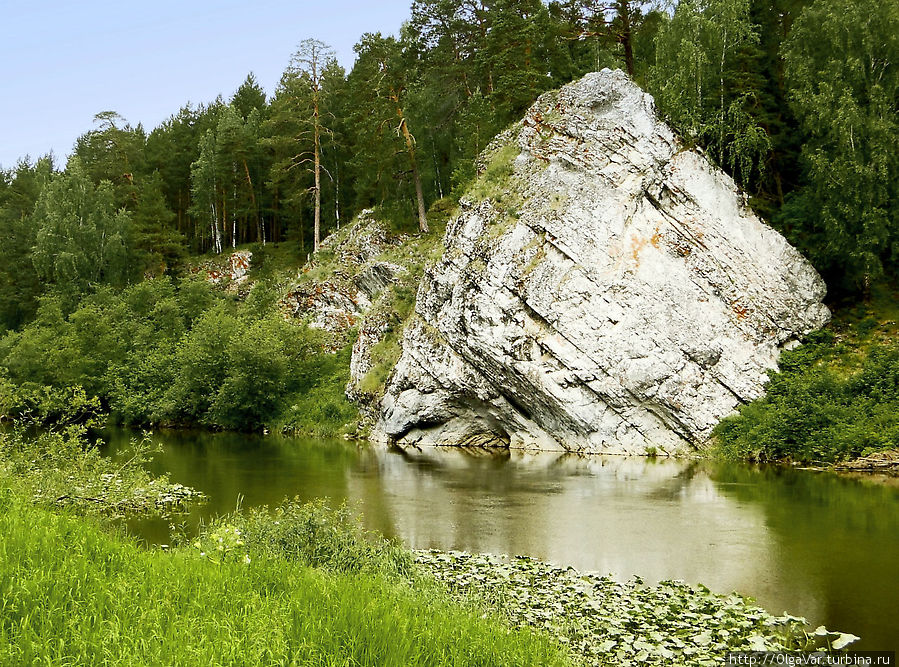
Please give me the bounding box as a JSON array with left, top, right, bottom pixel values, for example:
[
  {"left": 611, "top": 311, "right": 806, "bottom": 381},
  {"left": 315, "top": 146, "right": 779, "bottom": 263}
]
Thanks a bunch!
[{"left": 0, "top": 0, "right": 414, "bottom": 170}]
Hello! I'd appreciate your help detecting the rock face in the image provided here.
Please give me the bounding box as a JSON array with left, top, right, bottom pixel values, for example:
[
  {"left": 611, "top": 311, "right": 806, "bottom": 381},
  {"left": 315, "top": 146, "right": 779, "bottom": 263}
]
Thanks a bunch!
[
  {"left": 280, "top": 212, "right": 407, "bottom": 334},
  {"left": 373, "top": 70, "right": 829, "bottom": 455},
  {"left": 193, "top": 250, "right": 253, "bottom": 289}
]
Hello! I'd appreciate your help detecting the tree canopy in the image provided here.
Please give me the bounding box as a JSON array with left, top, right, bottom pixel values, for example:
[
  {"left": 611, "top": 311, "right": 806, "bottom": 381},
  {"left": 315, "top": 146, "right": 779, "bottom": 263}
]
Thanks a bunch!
[{"left": 0, "top": 0, "right": 896, "bottom": 332}]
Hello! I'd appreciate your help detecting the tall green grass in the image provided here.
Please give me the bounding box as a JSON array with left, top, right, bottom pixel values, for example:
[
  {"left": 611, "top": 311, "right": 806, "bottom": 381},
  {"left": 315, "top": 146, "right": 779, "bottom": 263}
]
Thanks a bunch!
[{"left": 0, "top": 486, "right": 571, "bottom": 666}]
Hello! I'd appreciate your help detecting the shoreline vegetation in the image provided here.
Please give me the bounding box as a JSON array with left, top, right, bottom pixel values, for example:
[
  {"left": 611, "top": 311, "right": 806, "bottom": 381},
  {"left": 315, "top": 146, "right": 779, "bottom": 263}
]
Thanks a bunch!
[
  {"left": 0, "top": 487, "right": 569, "bottom": 666},
  {"left": 713, "top": 285, "right": 899, "bottom": 467}
]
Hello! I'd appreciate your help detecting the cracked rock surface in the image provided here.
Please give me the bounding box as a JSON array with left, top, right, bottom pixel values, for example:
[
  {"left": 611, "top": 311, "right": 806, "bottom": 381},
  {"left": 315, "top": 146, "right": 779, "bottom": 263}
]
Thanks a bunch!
[{"left": 374, "top": 69, "right": 829, "bottom": 455}]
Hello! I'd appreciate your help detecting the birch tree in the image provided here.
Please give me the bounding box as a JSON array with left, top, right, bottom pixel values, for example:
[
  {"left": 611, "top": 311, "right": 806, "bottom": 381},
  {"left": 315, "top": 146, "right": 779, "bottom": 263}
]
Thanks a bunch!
[
  {"left": 782, "top": 0, "right": 899, "bottom": 290},
  {"left": 650, "top": 0, "right": 770, "bottom": 187},
  {"left": 31, "top": 157, "right": 133, "bottom": 297},
  {"left": 189, "top": 130, "right": 223, "bottom": 254}
]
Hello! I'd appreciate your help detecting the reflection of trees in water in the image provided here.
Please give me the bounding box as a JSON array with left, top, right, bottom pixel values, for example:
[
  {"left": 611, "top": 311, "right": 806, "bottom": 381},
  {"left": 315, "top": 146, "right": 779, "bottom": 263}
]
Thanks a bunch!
[
  {"left": 708, "top": 462, "right": 899, "bottom": 649},
  {"left": 382, "top": 446, "right": 622, "bottom": 498},
  {"left": 105, "top": 428, "right": 358, "bottom": 533},
  {"left": 710, "top": 463, "right": 899, "bottom": 534}
]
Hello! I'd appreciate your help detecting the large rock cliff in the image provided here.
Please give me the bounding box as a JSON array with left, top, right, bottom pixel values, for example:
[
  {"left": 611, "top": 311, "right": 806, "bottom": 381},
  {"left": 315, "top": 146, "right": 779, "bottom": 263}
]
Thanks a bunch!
[{"left": 373, "top": 70, "right": 829, "bottom": 455}]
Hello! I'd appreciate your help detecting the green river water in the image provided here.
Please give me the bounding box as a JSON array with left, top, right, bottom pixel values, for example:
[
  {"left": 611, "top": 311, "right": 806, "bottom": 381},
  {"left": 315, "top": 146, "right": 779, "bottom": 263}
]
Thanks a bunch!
[{"left": 106, "top": 429, "right": 899, "bottom": 650}]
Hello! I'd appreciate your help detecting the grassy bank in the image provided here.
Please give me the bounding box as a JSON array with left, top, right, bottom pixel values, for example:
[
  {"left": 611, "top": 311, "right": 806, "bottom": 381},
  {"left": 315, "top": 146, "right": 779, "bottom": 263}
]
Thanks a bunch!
[
  {"left": 714, "top": 285, "right": 899, "bottom": 464},
  {"left": 0, "top": 485, "right": 570, "bottom": 666}
]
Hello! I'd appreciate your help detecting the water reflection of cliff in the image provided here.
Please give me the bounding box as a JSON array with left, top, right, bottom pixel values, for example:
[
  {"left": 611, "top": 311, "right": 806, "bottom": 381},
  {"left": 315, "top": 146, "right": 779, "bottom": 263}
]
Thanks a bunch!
[{"left": 347, "top": 447, "right": 798, "bottom": 615}]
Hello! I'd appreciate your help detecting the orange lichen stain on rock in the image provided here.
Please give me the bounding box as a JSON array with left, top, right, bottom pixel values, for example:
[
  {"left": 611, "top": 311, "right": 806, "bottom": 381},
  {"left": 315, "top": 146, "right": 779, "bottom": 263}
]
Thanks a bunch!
[
  {"left": 631, "top": 230, "right": 662, "bottom": 266},
  {"left": 732, "top": 303, "right": 750, "bottom": 320},
  {"left": 630, "top": 237, "right": 646, "bottom": 265}
]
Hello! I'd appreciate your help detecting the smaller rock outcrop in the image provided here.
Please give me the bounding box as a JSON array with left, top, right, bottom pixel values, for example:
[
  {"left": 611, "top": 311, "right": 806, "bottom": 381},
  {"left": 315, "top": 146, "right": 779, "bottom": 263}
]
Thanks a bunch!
[
  {"left": 192, "top": 249, "right": 254, "bottom": 291},
  {"left": 274, "top": 210, "right": 419, "bottom": 408},
  {"left": 280, "top": 211, "right": 407, "bottom": 335}
]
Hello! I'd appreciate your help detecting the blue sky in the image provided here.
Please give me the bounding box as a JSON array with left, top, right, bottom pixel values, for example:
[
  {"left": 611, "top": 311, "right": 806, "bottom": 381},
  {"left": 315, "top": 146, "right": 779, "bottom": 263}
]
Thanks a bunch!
[{"left": 0, "top": 0, "right": 413, "bottom": 169}]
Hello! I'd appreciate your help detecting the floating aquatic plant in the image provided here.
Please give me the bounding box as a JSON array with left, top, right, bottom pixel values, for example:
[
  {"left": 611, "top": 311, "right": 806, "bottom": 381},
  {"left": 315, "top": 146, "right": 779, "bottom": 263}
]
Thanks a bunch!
[{"left": 415, "top": 550, "right": 858, "bottom": 666}]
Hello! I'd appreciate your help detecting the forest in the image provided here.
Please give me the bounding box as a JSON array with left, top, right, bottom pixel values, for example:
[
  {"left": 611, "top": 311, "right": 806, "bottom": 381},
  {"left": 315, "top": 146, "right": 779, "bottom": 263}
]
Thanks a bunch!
[{"left": 1, "top": 0, "right": 898, "bottom": 456}]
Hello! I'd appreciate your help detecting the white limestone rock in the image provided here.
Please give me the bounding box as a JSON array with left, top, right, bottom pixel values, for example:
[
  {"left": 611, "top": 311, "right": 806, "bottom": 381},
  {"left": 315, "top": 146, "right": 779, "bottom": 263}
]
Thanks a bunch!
[{"left": 373, "top": 69, "right": 829, "bottom": 455}]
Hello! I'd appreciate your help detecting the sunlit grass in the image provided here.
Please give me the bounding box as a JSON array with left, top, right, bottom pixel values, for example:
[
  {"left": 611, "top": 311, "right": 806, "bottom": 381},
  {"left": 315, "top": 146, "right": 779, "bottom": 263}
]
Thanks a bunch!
[{"left": 0, "top": 485, "right": 571, "bottom": 666}]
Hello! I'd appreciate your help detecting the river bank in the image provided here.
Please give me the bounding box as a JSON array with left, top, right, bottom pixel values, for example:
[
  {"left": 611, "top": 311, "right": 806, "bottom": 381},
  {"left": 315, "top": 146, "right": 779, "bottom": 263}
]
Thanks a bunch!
[{"left": 0, "top": 485, "right": 569, "bottom": 666}]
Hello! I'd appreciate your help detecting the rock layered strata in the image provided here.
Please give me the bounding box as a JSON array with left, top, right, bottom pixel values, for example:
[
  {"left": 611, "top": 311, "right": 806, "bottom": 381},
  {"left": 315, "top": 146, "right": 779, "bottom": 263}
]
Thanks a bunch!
[{"left": 374, "top": 69, "right": 829, "bottom": 454}]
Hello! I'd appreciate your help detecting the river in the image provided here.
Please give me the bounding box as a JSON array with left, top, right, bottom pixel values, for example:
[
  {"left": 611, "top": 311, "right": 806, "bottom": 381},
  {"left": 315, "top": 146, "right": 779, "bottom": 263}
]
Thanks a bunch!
[{"left": 106, "top": 429, "right": 899, "bottom": 650}]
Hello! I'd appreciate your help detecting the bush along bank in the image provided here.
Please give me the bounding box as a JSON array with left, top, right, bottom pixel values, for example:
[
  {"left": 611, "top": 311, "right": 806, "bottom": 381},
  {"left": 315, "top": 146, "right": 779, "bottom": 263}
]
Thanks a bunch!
[
  {"left": 0, "top": 274, "right": 359, "bottom": 437},
  {"left": 714, "top": 286, "right": 899, "bottom": 466},
  {"left": 0, "top": 396, "right": 203, "bottom": 517}
]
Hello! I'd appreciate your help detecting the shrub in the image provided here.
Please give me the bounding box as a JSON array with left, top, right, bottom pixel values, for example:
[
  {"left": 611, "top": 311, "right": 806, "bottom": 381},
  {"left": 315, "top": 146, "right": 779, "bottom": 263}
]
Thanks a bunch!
[
  {"left": 207, "top": 498, "right": 414, "bottom": 578},
  {"left": 714, "top": 337, "right": 899, "bottom": 463}
]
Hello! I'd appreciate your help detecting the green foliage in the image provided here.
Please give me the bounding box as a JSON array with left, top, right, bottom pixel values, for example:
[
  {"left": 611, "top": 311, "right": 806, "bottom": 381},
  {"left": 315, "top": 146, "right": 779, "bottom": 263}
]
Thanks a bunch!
[
  {"left": 650, "top": 0, "right": 771, "bottom": 188},
  {"left": 468, "top": 141, "right": 520, "bottom": 203},
  {"left": 192, "top": 524, "right": 252, "bottom": 565},
  {"left": 0, "top": 157, "right": 52, "bottom": 329},
  {"left": 484, "top": 0, "right": 555, "bottom": 120},
  {"left": 0, "top": 277, "right": 358, "bottom": 433},
  {"left": 450, "top": 90, "right": 503, "bottom": 190},
  {"left": 30, "top": 158, "right": 134, "bottom": 298},
  {"left": 715, "top": 323, "right": 899, "bottom": 463},
  {"left": 162, "top": 303, "right": 240, "bottom": 421},
  {"left": 358, "top": 328, "right": 404, "bottom": 397},
  {"left": 0, "top": 402, "right": 199, "bottom": 517},
  {"left": 230, "top": 73, "right": 267, "bottom": 120},
  {"left": 72, "top": 111, "right": 148, "bottom": 201},
  {"left": 216, "top": 498, "right": 414, "bottom": 577},
  {"left": 781, "top": 0, "right": 899, "bottom": 289},
  {"left": 277, "top": 342, "right": 359, "bottom": 437},
  {"left": 207, "top": 318, "right": 303, "bottom": 429},
  {"left": 144, "top": 101, "right": 224, "bottom": 252},
  {"left": 131, "top": 171, "right": 186, "bottom": 275},
  {"left": 0, "top": 382, "right": 104, "bottom": 428},
  {"left": 0, "top": 489, "right": 571, "bottom": 666}
]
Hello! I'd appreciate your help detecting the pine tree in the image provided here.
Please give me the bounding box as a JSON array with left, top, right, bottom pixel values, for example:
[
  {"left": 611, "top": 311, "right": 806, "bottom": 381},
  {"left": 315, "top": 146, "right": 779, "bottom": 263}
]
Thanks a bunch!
[
  {"left": 231, "top": 73, "right": 267, "bottom": 120},
  {"left": 349, "top": 33, "right": 429, "bottom": 233},
  {"left": 290, "top": 39, "right": 337, "bottom": 251}
]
